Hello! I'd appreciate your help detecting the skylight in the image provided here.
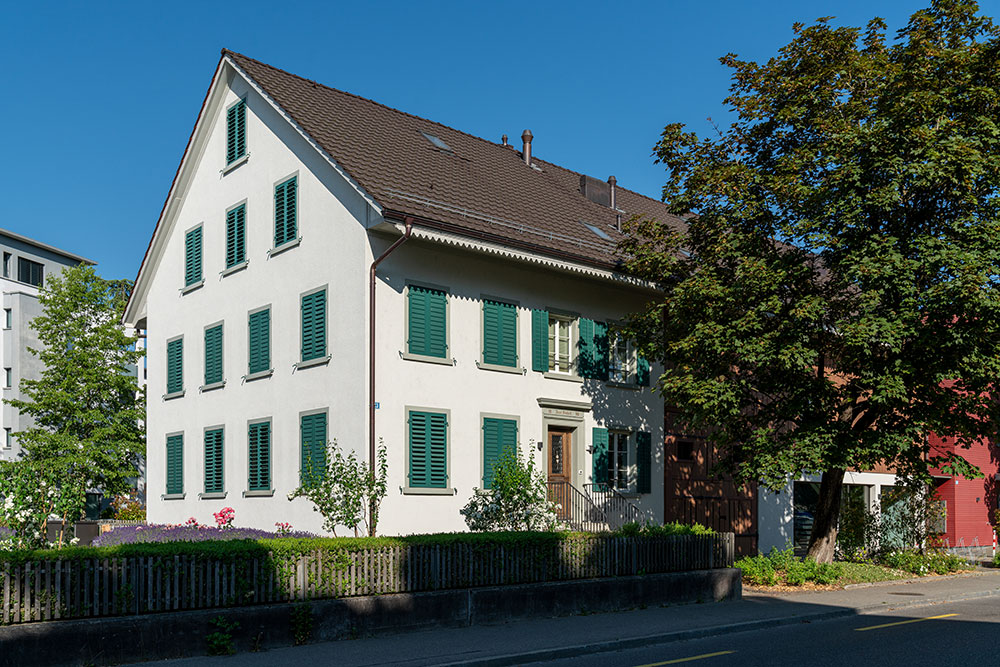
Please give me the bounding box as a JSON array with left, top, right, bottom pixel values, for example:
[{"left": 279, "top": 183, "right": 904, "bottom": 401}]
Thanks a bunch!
[
  {"left": 420, "top": 131, "right": 453, "bottom": 153},
  {"left": 582, "top": 221, "right": 613, "bottom": 242}
]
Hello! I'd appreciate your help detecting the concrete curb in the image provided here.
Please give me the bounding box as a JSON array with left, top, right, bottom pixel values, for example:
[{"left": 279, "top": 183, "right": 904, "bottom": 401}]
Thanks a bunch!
[{"left": 437, "top": 586, "right": 1000, "bottom": 667}]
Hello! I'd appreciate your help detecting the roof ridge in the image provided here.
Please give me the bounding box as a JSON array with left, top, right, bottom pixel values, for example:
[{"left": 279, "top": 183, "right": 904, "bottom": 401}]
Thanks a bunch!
[{"left": 221, "top": 49, "right": 679, "bottom": 217}]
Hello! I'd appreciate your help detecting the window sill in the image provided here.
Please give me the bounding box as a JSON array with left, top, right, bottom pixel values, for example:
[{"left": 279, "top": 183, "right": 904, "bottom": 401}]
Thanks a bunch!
[
  {"left": 401, "top": 352, "right": 454, "bottom": 366},
  {"left": 605, "top": 381, "right": 642, "bottom": 391},
  {"left": 180, "top": 279, "right": 205, "bottom": 295},
  {"left": 199, "top": 492, "right": 228, "bottom": 500},
  {"left": 243, "top": 489, "right": 274, "bottom": 498},
  {"left": 200, "top": 380, "right": 226, "bottom": 393},
  {"left": 221, "top": 260, "right": 249, "bottom": 278},
  {"left": 221, "top": 153, "right": 250, "bottom": 174},
  {"left": 268, "top": 237, "right": 302, "bottom": 258},
  {"left": 543, "top": 372, "right": 583, "bottom": 383},
  {"left": 295, "top": 355, "right": 331, "bottom": 370},
  {"left": 477, "top": 361, "right": 524, "bottom": 375},
  {"left": 163, "top": 390, "right": 185, "bottom": 401},
  {"left": 244, "top": 369, "right": 273, "bottom": 382},
  {"left": 401, "top": 486, "right": 456, "bottom": 496},
  {"left": 161, "top": 493, "right": 186, "bottom": 500}
]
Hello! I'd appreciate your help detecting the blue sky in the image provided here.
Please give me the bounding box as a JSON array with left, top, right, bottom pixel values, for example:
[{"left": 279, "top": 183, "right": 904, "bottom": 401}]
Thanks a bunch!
[{"left": 2, "top": 0, "right": 995, "bottom": 280}]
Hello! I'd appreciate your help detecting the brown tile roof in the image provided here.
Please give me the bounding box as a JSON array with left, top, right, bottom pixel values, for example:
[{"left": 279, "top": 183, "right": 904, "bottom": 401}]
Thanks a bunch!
[{"left": 225, "top": 50, "right": 687, "bottom": 271}]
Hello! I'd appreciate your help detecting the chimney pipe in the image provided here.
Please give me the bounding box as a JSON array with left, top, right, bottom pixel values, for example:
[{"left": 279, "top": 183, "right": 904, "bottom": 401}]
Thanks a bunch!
[
  {"left": 608, "top": 175, "right": 617, "bottom": 209},
  {"left": 501, "top": 134, "right": 508, "bottom": 147},
  {"left": 521, "top": 129, "right": 533, "bottom": 166},
  {"left": 609, "top": 175, "right": 621, "bottom": 231}
]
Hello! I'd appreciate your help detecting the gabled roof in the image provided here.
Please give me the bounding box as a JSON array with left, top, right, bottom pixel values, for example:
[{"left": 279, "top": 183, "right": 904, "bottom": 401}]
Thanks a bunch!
[{"left": 223, "top": 50, "right": 687, "bottom": 270}]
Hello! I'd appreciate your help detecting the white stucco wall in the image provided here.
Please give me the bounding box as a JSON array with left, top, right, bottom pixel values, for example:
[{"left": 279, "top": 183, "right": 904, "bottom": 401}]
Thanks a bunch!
[{"left": 143, "top": 66, "right": 665, "bottom": 535}]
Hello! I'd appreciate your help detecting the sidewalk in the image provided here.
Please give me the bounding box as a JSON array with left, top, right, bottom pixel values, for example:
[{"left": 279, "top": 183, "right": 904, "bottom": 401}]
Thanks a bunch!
[{"left": 140, "top": 570, "right": 1000, "bottom": 667}]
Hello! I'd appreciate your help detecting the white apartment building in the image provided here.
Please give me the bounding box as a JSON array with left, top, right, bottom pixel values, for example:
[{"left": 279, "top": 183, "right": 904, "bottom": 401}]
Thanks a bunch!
[
  {"left": 0, "top": 229, "right": 93, "bottom": 462},
  {"left": 124, "top": 51, "right": 689, "bottom": 535}
]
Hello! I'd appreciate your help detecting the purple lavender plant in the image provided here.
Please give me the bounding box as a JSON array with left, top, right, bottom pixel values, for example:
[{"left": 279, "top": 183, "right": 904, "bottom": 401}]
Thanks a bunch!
[{"left": 92, "top": 524, "right": 318, "bottom": 547}]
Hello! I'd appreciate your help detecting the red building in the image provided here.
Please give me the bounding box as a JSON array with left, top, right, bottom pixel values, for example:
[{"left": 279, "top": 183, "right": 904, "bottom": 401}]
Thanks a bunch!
[{"left": 929, "top": 433, "right": 999, "bottom": 551}]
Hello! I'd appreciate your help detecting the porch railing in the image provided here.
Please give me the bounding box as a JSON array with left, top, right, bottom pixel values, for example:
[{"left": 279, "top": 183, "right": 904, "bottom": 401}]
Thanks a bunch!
[
  {"left": 584, "top": 483, "right": 643, "bottom": 530},
  {"left": 546, "top": 481, "right": 609, "bottom": 532}
]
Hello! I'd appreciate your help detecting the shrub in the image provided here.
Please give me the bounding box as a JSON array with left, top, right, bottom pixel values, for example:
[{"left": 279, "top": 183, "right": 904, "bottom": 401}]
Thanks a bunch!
[
  {"left": 735, "top": 547, "right": 842, "bottom": 586},
  {"left": 612, "top": 521, "right": 713, "bottom": 537},
  {"left": 461, "top": 448, "right": 559, "bottom": 532},
  {"left": 92, "top": 524, "right": 318, "bottom": 547},
  {"left": 883, "top": 549, "right": 967, "bottom": 576},
  {"left": 736, "top": 554, "right": 778, "bottom": 586},
  {"left": 110, "top": 493, "right": 146, "bottom": 521}
]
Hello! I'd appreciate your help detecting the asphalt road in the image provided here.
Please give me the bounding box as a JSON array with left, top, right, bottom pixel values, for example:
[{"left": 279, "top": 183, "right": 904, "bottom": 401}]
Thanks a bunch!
[{"left": 542, "top": 596, "right": 1000, "bottom": 667}]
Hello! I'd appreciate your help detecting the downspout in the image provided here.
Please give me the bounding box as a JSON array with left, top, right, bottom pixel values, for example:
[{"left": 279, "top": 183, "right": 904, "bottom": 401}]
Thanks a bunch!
[{"left": 368, "top": 216, "right": 414, "bottom": 535}]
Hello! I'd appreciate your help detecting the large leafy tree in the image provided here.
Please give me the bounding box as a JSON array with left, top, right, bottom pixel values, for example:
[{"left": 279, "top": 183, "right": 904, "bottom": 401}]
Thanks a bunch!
[
  {"left": 622, "top": 1, "right": 1000, "bottom": 561},
  {"left": 3, "top": 265, "right": 145, "bottom": 534}
]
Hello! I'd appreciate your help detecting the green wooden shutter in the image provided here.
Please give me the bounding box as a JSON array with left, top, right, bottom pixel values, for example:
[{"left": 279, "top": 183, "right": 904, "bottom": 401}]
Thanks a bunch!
[
  {"left": 166, "top": 434, "right": 183, "bottom": 495},
  {"left": 636, "top": 354, "right": 650, "bottom": 386},
  {"left": 531, "top": 309, "right": 548, "bottom": 372},
  {"left": 482, "top": 417, "right": 517, "bottom": 489},
  {"left": 592, "top": 427, "right": 609, "bottom": 486},
  {"left": 226, "top": 99, "right": 246, "bottom": 165},
  {"left": 204, "top": 428, "right": 224, "bottom": 494},
  {"left": 166, "top": 338, "right": 183, "bottom": 394},
  {"left": 204, "top": 325, "right": 223, "bottom": 386},
  {"left": 300, "top": 412, "right": 328, "bottom": 483},
  {"left": 483, "top": 300, "right": 517, "bottom": 367},
  {"left": 248, "top": 309, "right": 270, "bottom": 374},
  {"left": 248, "top": 422, "right": 271, "bottom": 491},
  {"left": 593, "top": 321, "right": 609, "bottom": 381},
  {"left": 578, "top": 318, "right": 595, "bottom": 377},
  {"left": 407, "top": 286, "right": 447, "bottom": 358},
  {"left": 226, "top": 205, "right": 246, "bottom": 268},
  {"left": 300, "top": 289, "right": 327, "bottom": 361},
  {"left": 408, "top": 410, "right": 447, "bottom": 488},
  {"left": 636, "top": 431, "right": 652, "bottom": 494},
  {"left": 184, "top": 227, "right": 203, "bottom": 287},
  {"left": 274, "top": 177, "right": 298, "bottom": 247}
]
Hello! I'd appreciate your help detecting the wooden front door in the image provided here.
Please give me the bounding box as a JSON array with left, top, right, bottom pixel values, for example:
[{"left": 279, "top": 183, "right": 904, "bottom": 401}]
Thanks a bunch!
[{"left": 548, "top": 429, "right": 571, "bottom": 484}]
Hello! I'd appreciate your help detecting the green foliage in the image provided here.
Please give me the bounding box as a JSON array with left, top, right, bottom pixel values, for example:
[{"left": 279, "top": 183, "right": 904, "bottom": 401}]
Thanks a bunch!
[
  {"left": 290, "top": 604, "right": 314, "bottom": 646},
  {"left": 735, "top": 548, "right": 842, "bottom": 586},
  {"left": 460, "top": 448, "right": 559, "bottom": 532},
  {"left": 621, "top": 1, "right": 1000, "bottom": 558},
  {"left": 836, "top": 482, "right": 948, "bottom": 562},
  {"left": 0, "top": 462, "right": 86, "bottom": 549},
  {"left": 882, "top": 549, "right": 967, "bottom": 575},
  {"left": 1, "top": 266, "right": 144, "bottom": 548},
  {"left": 613, "top": 521, "right": 714, "bottom": 537},
  {"left": 288, "top": 439, "right": 388, "bottom": 537},
  {"left": 205, "top": 616, "right": 239, "bottom": 656},
  {"left": 110, "top": 493, "right": 146, "bottom": 521}
]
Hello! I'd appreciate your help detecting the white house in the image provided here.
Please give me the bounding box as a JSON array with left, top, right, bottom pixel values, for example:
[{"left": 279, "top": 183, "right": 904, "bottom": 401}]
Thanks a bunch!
[{"left": 124, "top": 51, "right": 689, "bottom": 535}]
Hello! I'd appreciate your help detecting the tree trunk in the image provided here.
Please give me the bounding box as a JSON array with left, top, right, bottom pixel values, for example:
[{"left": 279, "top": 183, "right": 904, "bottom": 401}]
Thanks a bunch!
[{"left": 806, "top": 468, "right": 845, "bottom": 563}]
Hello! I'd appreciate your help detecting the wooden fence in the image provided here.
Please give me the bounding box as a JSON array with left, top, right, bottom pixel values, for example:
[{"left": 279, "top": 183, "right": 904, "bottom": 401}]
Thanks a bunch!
[{"left": 1, "top": 533, "right": 734, "bottom": 626}]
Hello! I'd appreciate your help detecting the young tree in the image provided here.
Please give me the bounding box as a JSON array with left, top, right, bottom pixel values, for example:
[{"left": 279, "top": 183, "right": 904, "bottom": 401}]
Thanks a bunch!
[
  {"left": 622, "top": 1, "right": 1000, "bottom": 561},
  {"left": 460, "top": 449, "right": 560, "bottom": 532},
  {"left": 3, "top": 265, "right": 145, "bottom": 543}
]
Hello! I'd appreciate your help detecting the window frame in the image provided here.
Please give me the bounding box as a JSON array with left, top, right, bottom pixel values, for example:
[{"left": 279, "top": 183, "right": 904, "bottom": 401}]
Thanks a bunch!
[
  {"left": 245, "top": 417, "right": 273, "bottom": 496},
  {"left": 223, "top": 200, "right": 248, "bottom": 273},
  {"left": 202, "top": 321, "right": 225, "bottom": 391},
  {"left": 298, "top": 285, "right": 330, "bottom": 367},
  {"left": 547, "top": 313, "right": 575, "bottom": 375},
  {"left": 401, "top": 281, "right": 453, "bottom": 366},
  {"left": 271, "top": 173, "right": 300, "bottom": 252},
  {"left": 16, "top": 257, "right": 43, "bottom": 288},
  {"left": 181, "top": 223, "right": 205, "bottom": 293},
  {"left": 479, "top": 412, "right": 520, "bottom": 490},
  {"left": 201, "top": 424, "right": 226, "bottom": 498},
  {"left": 246, "top": 304, "right": 272, "bottom": 379},
  {"left": 299, "top": 408, "right": 329, "bottom": 484},
  {"left": 608, "top": 329, "right": 635, "bottom": 384},
  {"left": 402, "top": 406, "right": 454, "bottom": 495},
  {"left": 607, "top": 430, "right": 631, "bottom": 492},
  {"left": 225, "top": 97, "right": 248, "bottom": 167},
  {"left": 479, "top": 295, "right": 519, "bottom": 372},
  {"left": 165, "top": 334, "right": 184, "bottom": 399},
  {"left": 164, "top": 431, "right": 185, "bottom": 499}
]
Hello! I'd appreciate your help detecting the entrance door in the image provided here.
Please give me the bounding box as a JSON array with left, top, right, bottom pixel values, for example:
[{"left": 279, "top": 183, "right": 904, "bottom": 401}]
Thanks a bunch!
[{"left": 547, "top": 428, "right": 572, "bottom": 520}]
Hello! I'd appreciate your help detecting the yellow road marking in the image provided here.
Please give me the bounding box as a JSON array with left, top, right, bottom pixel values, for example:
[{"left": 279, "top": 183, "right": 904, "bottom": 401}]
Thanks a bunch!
[
  {"left": 855, "top": 613, "right": 958, "bottom": 632},
  {"left": 636, "top": 650, "right": 737, "bottom": 666}
]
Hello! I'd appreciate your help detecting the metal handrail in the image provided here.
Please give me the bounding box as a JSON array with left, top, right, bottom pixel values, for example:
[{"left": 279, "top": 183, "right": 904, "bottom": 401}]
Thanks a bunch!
[
  {"left": 546, "top": 481, "right": 609, "bottom": 532},
  {"left": 583, "top": 483, "right": 642, "bottom": 530}
]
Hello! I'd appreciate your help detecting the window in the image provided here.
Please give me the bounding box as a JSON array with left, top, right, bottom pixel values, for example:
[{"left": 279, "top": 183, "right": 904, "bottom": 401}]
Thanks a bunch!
[
  {"left": 420, "top": 131, "right": 453, "bottom": 153},
  {"left": 482, "top": 299, "right": 517, "bottom": 367},
  {"left": 407, "top": 410, "right": 448, "bottom": 489},
  {"left": 226, "top": 204, "right": 246, "bottom": 268},
  {"left": 184, "top": 227, "right": 203, "bottom": 287},
  {"left": 17, "top": 258, "right": 43, "bottom": 287},
  {"left": 300, "top": 289, "right": 327, "bottom": 362},
  {"left": 247, "top": 420, "right": 271, "bottom": 491},
  {"left": 609, "top": 332, "right": 633, "bottom": 383},
  {"left": 204, "top": 324, "right": 223, "bottom": 386},
  {"left": 300, "top": 411, "right": 327, "bottom": 483},
  {"left": 3, "top": 367, "right": 10, "bottom": 388},
  {"left": 3, "top": 308, "right": 10, "bottom": 328},
  {"left": 248, "top": 308, "right": 270, "bottom": 374},
  {"left": 226, "top": 99, "right": 247, "bottom": 165},
  {"left": 608, "top": 432, "right": 629, "bottom": 491},
  {"left": 482, "top": 417, "right": 517, "bottom": 489},
  {"left": 166, "top": 434, "right": 184, "bottom": 495},
  {"left": 676, "top": 440, "right": 695, "bottom": 462},
  {"left": 636, "top": 432, "right": 651, "bottom": 494},
  {"left": 274, "top": 176, "right": 298, "bottom": 248},
  {"left": 407, "top": 285, "right": 447, "bottom": 359},
  {"left": 166, "top": 337, "right": 183, "bottom": 395},
  {"left": 2, "top": 252, "right": 9, "bottom": 278},
  {"left": 203, "top": 428, "right": 225, "bottom": 494},
  {"left": 3, "top": 428, "right": 11, "bottom": 449},
  {"left": 548, "top": 316, "right": 572, "bottom": 373}
]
